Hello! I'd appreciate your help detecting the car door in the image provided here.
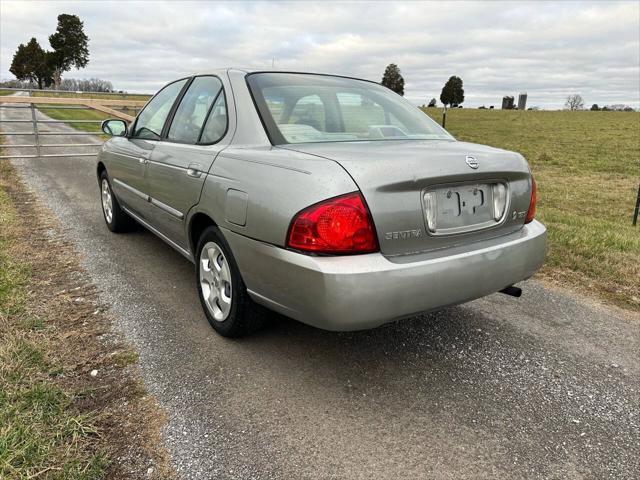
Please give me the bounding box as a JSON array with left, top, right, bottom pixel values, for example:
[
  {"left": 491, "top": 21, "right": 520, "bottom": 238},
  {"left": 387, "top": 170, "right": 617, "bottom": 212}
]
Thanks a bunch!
[
  {"left": 108, "top": 78, "right": 189, "bottom": 219},
  {"left": 144, "top": 75, "right": 231, "bottom": 249},
  {"left": 106, "top": 136, "right": 156, "bottom": 217}
]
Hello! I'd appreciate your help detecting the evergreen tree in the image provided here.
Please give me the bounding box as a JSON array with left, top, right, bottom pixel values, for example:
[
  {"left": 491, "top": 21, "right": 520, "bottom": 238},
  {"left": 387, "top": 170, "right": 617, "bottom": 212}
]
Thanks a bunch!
[
  {"left": 381, "top": 64, "right": 405, "bottom": 96},
  {"left": 48, "top": 14, "right": 90, "bottom": 88},
  {"left": 9, "top": 38, "right": 53, "bottom": 89}
]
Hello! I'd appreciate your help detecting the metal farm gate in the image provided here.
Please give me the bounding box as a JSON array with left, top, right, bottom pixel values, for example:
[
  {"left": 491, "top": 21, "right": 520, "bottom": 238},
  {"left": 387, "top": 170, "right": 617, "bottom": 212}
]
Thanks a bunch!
[{"left": 0, "top": 88, "right": 148, "bottom": 160}]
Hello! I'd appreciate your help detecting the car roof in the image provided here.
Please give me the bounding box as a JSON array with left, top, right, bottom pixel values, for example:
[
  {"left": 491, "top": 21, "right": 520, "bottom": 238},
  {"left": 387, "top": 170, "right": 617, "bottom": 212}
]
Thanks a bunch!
[{"left": 188, "top": 68, "right": 380, "bottom": 85}]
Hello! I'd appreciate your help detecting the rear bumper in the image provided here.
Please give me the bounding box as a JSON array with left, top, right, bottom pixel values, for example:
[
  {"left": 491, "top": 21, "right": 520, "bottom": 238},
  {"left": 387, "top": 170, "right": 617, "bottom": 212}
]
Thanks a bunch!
[{"left": 222, "top": 220, "right": 547, "bottom": 331}]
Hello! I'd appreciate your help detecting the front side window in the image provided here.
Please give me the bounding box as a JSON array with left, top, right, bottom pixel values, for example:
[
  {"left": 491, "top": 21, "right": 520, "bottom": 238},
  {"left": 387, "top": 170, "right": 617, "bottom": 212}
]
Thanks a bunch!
[
  {"left": 132, "top": 79, "right": 188, "bottom": 140},
  {"left": 247, "top": 73, "right": 453, "bottom": 145},
  {"left": 167, "top": 76, "right": 223, "bottom": 144}
]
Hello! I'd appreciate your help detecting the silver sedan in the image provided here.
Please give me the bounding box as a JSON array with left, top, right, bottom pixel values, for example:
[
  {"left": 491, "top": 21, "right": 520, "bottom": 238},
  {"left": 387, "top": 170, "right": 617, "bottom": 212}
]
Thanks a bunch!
[{"left": 97, "top": 69, "right": 546, "bottom": 337}]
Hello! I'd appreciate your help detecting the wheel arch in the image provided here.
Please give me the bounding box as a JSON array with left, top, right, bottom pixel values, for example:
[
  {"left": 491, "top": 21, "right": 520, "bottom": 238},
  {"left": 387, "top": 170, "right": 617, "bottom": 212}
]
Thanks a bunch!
[
  {"left": 96, "top": 161, "right": 106, "bottom": 182},
  {"left": 188, "top": 211, "right": 218, "bottom": 256}
]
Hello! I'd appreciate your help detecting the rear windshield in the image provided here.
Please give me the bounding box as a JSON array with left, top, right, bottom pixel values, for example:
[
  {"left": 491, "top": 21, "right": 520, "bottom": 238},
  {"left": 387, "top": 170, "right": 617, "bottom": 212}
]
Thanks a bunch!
[{"left": 246, "top": 73, "right": 453, "bottom": 145}]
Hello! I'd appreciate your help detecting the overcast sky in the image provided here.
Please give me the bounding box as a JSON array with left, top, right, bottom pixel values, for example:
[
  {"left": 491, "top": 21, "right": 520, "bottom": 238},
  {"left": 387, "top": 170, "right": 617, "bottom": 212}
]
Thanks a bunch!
[{"left": 1, "top": 0, "right": 638, "bottom": 108}]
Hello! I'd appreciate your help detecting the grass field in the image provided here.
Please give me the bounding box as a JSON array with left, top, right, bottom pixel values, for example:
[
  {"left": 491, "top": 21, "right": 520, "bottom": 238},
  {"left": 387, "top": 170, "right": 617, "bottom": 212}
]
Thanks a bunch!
[
  {"left": 423, "top": 108, "right": 640, "bottom": 309},
  {"left": 36, "top": 105, "right": 141, "bottom": 136},
  {"left": 38, "top": 106, "right": 110, "bottom": 134}
]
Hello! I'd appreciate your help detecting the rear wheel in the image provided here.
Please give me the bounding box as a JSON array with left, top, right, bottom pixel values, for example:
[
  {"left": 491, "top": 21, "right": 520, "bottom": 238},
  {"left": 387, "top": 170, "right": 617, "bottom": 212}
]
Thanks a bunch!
[
  {"left": 196, "top": 226, "right": 266, "bottom": 337},
  {"left": 99, "top": 170, "right": 134, "bottom": 232}
]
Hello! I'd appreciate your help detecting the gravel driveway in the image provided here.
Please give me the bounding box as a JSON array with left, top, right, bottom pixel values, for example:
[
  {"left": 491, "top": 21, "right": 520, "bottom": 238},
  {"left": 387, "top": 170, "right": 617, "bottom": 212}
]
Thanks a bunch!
[{"left": 2, "top": 97, "right": 638, "bottom": 479}]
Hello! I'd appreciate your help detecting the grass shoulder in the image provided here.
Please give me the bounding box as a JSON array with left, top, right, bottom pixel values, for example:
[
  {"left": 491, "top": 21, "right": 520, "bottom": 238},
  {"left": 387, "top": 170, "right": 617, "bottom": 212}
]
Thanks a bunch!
[{"left": 0, "top": 160, "right": 174, "bottom": 479}]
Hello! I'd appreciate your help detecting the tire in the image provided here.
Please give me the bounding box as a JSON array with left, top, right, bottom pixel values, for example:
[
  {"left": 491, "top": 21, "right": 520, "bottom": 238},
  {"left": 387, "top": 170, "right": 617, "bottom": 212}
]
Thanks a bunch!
[
  {"left": 99, "top": 170, "right": 134, "bottom": 233},
  {"left": 196, "top": 226, "right": 266, "bottom": 337}
]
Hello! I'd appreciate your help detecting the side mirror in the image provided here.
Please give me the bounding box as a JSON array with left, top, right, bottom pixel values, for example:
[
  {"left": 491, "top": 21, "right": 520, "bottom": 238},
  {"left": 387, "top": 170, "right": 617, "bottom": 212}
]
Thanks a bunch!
[{"left": 101, "top": 119, "right": 128, "bottom": 137}]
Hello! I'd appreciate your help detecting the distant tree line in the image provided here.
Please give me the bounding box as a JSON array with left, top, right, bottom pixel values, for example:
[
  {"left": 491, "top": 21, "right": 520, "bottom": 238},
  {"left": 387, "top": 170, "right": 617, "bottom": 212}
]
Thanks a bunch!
[
  {"left": 590, "top": 103, "right": 635, "bottom": 112},
  {"left": 566, "top": 94, "right": 635, "bottom": 111},
  {"left": 58, "top": 77, "right": 113, "bottom": 92},
  {"left": 0, "top": 79, "right": 38, "bottom": 89},
  {"left": 0, "top": 77, "right": 114, "bottom": 93}
]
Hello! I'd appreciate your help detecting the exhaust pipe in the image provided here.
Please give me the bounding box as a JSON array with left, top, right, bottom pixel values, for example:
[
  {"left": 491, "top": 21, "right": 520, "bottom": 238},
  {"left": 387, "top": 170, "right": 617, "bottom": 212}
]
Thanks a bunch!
[{"left": 499, "top": 285, "right": 522, "bottom": 298}]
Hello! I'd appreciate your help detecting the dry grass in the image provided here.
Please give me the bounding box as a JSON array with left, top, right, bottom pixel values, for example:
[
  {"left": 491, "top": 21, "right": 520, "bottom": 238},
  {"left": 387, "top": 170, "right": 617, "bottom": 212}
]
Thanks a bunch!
[
  {"left": 0, "top": 160, "right": 175, "bottom": 479},
  {"left": 424, "top": 108, "right": 640, "bottom": 310}
]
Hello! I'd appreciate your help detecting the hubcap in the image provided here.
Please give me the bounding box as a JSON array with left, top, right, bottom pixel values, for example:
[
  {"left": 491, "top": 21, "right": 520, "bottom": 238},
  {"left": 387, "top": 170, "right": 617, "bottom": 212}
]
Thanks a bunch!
[
  {"left": 199, "top": 241, "right": 232, "bottom": 321},
  {"left": 101, "top": 179, "right": 113, "bottom": 224}
]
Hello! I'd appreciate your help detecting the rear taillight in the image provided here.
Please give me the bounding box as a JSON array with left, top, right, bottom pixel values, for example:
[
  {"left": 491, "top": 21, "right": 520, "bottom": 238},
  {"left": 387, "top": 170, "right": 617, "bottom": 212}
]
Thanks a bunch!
[
  {"left": 525, "top": 176, "right": 537, "bottom": 223},
  {"left": 287, "top": 192, "right": 379, "bottom": 254}
]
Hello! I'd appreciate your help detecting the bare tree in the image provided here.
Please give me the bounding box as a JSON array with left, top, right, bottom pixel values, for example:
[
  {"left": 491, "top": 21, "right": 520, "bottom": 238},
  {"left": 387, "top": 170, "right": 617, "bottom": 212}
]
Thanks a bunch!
[{"left": 565, "top": 94, "right": 584, "bottom": 111}]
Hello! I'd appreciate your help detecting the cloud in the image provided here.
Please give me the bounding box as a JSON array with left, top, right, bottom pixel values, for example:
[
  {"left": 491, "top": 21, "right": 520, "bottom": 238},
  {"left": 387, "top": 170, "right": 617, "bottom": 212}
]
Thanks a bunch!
[{"left": 1, "top": 0, "right": 638, "bottom": 108}]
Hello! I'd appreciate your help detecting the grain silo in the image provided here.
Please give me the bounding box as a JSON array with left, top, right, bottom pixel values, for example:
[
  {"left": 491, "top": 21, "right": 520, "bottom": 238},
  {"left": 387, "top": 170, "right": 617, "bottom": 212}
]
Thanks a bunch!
[{"left": 518, "top": 93, "right": 528, "bottom": 110}]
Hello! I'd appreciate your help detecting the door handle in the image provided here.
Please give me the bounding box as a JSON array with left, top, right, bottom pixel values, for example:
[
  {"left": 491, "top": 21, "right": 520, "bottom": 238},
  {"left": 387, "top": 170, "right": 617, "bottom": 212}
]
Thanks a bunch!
[
  {"left": 187, "top": 163, "right": 202, "bottom": 178},
  {"left": 138, "top": 157, "right": 148, "bottom": 165}
]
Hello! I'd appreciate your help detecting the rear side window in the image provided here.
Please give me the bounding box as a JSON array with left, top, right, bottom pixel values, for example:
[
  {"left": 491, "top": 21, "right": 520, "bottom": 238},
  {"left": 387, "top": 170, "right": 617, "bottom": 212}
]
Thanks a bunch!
[
  {"left": 167, "top": 76, "right": 223, "bottom": 144},
  {"left": 200, "top": 92, "right": 227, "bottom": 144},
  {"left": 133, "top": 79, "right": 188, "bottom": 140}
]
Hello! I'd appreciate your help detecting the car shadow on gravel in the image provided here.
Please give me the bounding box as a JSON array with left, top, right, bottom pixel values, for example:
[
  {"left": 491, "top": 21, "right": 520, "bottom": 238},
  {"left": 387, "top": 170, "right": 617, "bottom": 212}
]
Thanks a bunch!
[
  {"left": 256, "top": 301, "right": 496, "bottom": 360},
  {"left": 243, "top": 302, "right": 528, "bottom": 407}
]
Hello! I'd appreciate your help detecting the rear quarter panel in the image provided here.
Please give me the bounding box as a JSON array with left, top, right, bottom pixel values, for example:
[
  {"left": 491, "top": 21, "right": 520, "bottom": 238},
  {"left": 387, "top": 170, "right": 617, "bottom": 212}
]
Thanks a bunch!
[{"left": 191, "top": 146, "right": 358, "bottom": 247}]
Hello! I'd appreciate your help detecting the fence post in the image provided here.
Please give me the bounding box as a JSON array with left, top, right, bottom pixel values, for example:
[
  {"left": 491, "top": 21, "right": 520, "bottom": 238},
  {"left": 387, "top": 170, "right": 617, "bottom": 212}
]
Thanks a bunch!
[
  {"left": 442, "top": 106, "right": 447, "bottom": 128},
  {"left": 29, "top": 102, "right": 41, "bottom": 158},
  {"left": 633, "top": 183, "right": 640, "bottom": 226}
]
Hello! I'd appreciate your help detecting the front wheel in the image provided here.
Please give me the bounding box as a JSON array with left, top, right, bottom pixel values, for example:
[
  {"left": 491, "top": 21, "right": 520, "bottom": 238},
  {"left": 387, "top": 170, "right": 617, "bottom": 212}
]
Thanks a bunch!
[
  {"left": 196, "top": 226, "right": 266, "bottom": 337},
  {"left": 99, "top": 171, "right": 134, "bottom": 232}
]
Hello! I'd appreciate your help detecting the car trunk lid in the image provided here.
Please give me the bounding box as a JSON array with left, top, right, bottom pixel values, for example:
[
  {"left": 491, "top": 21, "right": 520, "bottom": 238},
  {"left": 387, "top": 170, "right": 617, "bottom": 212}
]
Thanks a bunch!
[{"left": 280, "top": 140, "right": 533, "bottom": 257}]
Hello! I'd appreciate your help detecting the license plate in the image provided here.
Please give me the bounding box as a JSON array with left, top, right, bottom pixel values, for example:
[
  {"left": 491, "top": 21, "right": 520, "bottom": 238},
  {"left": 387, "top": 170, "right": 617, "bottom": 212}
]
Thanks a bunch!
[{"left": 427, "top": 184, "right": 496, "bottom": 234}]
